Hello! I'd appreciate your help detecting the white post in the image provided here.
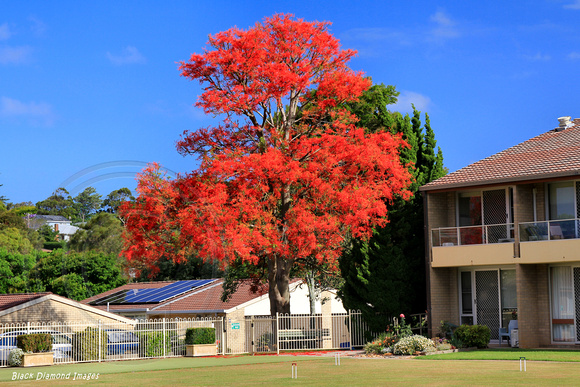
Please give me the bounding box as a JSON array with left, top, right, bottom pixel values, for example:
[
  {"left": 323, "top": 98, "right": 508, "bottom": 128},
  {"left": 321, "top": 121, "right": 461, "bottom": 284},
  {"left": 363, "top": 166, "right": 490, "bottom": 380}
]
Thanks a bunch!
[
  {"left": 163, "top": 318, "right": 166, "bottom": 358},
  {"left": 348, "top": 310, "right": 353, "bottom": 351},
  {"left": 276, "top": 313, "right": 280, "bottom": 355},
  {"left": 98, "top": 320, "right": 102, "bottom": 362}
]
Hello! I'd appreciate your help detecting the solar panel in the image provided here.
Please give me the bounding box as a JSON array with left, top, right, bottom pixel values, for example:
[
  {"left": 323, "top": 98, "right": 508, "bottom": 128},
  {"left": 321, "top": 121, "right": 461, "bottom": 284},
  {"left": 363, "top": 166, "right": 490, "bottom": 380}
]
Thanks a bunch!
[
  {"left": 135, "top": 279, "right": 215, "bottom": 303},
  {"left": 90, "top": 279, "right": 217, "bottom": 305}
]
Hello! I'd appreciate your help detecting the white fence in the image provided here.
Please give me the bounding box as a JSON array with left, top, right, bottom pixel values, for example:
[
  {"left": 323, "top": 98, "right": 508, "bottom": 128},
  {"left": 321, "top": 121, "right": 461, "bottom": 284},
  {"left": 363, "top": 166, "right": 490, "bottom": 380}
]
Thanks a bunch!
[{"left": 0, "top": 311, "right": 377, "bottom": 367}]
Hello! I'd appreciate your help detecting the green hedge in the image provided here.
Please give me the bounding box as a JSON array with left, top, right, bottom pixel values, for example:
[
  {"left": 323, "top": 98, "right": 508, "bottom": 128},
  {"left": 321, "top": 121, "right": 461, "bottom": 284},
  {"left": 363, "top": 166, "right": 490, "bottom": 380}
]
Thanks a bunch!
[
  {"left": 72, "top": 327, "right": 107, "bottom": 361},
  {"left": 453, "top": 324, "right": 491, "bottom": 349},
  {"left": 185, "top": 328, "right": 215, "bottom": 345},
  {"left": 43, "top": 241, "right": 66, "bottom": 250},
  {"left": 16, "top": 333, "right": 52, "bottom": 353}
]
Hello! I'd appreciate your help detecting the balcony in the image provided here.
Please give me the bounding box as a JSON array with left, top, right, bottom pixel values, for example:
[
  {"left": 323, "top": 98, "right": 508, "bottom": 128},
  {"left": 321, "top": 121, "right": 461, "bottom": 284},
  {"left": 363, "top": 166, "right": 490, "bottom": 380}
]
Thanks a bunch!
[
  {"left": 519, "top": 219, "right": 580, "bottom": 263},
  {"left": 431, "top": 224, "right": 515, "bottom": 267},
  {"left": 432, "top": 224, "right": 515, "bottom": 247}
]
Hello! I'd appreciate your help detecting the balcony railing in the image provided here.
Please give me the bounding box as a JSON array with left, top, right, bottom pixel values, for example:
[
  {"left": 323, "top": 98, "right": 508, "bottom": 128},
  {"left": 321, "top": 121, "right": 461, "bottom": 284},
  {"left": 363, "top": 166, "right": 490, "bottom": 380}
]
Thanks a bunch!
[
  {"left": 519, "top": 219, "right": 580, "bottom": 242},
  {"left": 432, "top": 223, "right": 514, "bottom": 247}
]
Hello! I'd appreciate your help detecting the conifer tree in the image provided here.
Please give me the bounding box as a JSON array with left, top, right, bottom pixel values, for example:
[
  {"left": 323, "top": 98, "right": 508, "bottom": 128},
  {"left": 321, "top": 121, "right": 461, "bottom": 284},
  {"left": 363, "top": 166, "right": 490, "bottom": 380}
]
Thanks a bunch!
[{"left": 339, "top": 85, "right": 446, "bottom": 331}]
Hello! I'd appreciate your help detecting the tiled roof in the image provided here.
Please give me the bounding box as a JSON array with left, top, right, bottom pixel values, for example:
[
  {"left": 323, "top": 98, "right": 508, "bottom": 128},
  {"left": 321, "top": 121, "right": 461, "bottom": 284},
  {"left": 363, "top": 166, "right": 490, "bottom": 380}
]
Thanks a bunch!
[
  {"left": 421, "top": 118, "right": 580, "bottom": 191},
  {"left": 0, "top": 293, "right": 52, "bottom": 311},
  {"left": 151, "top": 280, "right": 267, "bottom": 312}
]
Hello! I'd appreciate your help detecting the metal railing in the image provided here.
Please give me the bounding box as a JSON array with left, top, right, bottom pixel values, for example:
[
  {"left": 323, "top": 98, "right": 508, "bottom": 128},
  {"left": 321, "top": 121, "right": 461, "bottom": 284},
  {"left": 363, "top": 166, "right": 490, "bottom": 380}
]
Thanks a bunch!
[
  {"left": 432, "top": 223, "right": 514, "bottom": 247},
  {"left": 0, "top": 311, "right": 377, "bottom": 367},
  {"left": 519, "top": 219, "right": 580, "bottom": 242}
]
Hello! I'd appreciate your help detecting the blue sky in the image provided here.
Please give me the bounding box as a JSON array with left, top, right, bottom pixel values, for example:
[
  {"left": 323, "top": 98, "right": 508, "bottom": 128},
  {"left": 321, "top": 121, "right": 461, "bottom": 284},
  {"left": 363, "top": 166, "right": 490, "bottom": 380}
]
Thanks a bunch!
[{"left": 1, "top": 1, "right": 579, "bottom": 204}]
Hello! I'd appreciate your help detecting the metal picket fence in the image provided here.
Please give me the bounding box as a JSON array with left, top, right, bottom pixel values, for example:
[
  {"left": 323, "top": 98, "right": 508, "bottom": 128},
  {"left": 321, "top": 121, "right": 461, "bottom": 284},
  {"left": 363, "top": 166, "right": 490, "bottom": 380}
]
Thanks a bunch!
[{"left": 0, "top": 310, "right": 384, "bottom": 367}]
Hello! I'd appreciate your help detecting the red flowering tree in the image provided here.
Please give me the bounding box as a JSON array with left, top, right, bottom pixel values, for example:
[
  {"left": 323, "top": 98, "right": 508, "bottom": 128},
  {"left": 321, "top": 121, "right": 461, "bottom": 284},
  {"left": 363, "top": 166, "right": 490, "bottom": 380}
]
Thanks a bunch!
[{"left": 121, "top": 14, "right": 411, "bottom": 314}]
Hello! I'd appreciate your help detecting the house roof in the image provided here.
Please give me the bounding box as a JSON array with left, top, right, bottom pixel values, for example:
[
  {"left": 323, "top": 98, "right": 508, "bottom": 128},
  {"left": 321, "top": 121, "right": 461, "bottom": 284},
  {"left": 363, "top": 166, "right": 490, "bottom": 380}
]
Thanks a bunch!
[
  {"left": 150, "top": 279, "right": 268, "bottom": 314},
  {"left": 83, "top": 279, "right": 300, "bottom": 315},
  {"left": 81, "top": 281, "right": 174, "bottom": 306},
  {"left": 0, "top": 293, "right": 52, "bottom": 311},
  {"left": 421, "top": 118, "right": 580, "bottom": 192},
  {"left": 0, "top": 292, "right": 135, "bottom": 324},
  {"left": 36, "top": 215, "right": 70, "bottom": 222}
]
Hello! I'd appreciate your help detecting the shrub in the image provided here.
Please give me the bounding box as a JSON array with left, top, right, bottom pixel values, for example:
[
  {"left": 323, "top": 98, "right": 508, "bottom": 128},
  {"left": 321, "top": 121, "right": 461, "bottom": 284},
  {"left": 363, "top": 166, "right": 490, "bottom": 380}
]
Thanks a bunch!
[
  {"left": 72, "top": 327, "right": 107, "bottom": 361},
  {"left": 137, "top": 332, "right": 172, "bottom": 357},
  {"left": 16, "top": 333, "right": 52, "bottom": 353},
  {"left": 363, "top": 341, "right": 384, "bottom": 355},
  {"left": 439, "top": 320, "right": 457, "bottom": 339},
  {"left": 393, "top": 335, "right": 435, "bottom": 355},
  {"left": 8, "top": 348, "right": 24, "bottom": 366},
  {"left": 453, "top": 324, "right": 491, "bottom": 349},
  {"left": 185, "top": 328, "right": 216, "bottom": 345},
  {"left": 363, "top": 331, "right": 398, "bottom": 355}
]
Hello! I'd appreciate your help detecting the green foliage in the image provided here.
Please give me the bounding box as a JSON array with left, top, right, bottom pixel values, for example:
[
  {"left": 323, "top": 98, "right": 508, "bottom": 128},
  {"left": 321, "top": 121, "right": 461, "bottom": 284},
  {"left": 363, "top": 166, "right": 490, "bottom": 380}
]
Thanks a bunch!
[
  {"left": 363, "top": 331, "right": 398, "bottom": 355},
  {"left": 137, "top": 332, "right": 172, "bottom": 357},
  {"left": 36, "top": 188, "right": 78, "bottom": 220},
  {"left": 392, "top": 335, "right": 435, "bottom": 355},
  {"left": 72, "top": 327, "right": 107, "bottom": 361},
  {"left": 0, "top": 248, "right": 42, "bottom": 293},
  {"left": 0, "top": 227, "right": 34, "bottom": 254},
  {"left": 8, "top": 348, "right": 24, "bottom": 366},
  {"left": 102, "top": 188, "right": 135, "bottom": 216},
  {"left": 137, "top": 254, "right": 222, "bottom": 283},
  {"left": 43, "top": 241, "right": 66, "bottom": 250},
  {"left": 69, "top": 212, "right": 123, "bottom": 255},
  {"left": 38, "top": 224, "right": 59, "bottom": 242},
  {"left": 73, "top": 187, "right": 102, "bottom": 222},
  {"left": 439, "top": 320, "right": 458, "bottom": 339},
  {"left": 185, "top": 328, "right": 216, "bottom": 345},
  {"left": 16, "top": 333, "right": 52, "bottom": 353},
  {"left": 30, "top": 250, "right": 127, "bottom": 301},
  {"left": 340, "top": 85, "right": 446, "bottom": 330},
  {"left": 453, "top": 324, "right": 491, "bottom": 349}
]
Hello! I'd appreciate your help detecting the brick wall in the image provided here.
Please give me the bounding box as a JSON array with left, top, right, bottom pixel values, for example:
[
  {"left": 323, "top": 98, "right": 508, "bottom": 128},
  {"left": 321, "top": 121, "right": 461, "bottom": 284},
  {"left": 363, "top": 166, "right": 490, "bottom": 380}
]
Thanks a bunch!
[
  {"left": 516, "top": 263, "right": 550, "bottom": 348},
  {"left": 428, "top": 266, "right": 458, "bottom": 337}
]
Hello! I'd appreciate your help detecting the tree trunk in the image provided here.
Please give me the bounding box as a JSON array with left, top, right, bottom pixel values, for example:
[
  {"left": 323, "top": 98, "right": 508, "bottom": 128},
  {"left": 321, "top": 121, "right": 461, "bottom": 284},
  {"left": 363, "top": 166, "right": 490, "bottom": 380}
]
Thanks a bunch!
[{"left": 268, "top": 255, "right": 292, "bottom": 315}]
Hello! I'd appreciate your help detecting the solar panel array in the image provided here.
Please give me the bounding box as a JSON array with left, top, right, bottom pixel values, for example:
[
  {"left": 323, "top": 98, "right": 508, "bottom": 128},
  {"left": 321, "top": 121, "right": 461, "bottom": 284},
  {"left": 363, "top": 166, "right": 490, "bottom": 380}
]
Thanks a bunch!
[{"left": 91, "top": 279, "right": 216, "bottom": 305}]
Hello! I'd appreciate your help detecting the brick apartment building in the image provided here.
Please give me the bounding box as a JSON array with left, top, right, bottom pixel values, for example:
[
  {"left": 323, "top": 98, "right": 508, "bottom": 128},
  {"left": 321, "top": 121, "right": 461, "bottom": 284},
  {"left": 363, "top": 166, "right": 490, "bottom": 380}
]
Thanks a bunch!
[{"left": 421, "top": 116, "right": 580, "bottom": 348}]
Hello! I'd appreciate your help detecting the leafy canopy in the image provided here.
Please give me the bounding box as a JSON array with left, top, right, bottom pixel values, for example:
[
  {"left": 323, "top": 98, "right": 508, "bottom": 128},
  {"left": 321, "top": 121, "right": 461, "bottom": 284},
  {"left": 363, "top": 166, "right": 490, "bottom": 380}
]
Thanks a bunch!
[{"left": 121, "top": 14, "right": 411, "bottom": 313}]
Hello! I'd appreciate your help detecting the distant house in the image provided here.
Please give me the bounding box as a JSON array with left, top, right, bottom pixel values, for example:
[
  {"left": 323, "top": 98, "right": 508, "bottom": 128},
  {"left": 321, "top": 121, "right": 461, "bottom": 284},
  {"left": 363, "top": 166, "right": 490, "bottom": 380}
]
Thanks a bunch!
[
  {"left": 0, "top": 292, "right": 134, "bottom": 325},
  {"left": 82, "top": 279, "right": 346, "bottom": 321},
  {"left": 30, "top": 215, "right": 80, "bottom": 241}
]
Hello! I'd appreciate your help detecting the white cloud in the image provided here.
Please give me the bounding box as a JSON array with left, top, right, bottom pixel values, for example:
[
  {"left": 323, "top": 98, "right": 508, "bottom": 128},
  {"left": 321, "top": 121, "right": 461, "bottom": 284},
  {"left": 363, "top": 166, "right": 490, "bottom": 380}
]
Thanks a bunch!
[
  {"left": 0, "top": 23, "right": 11, "bottom": 40},
  {"left": 429, "top": 10, "right": 460, "bottom": 40},
  {"left": 0, "top": 96, "right": 55, "bottom": 126},
  {"left": 0, "top": 46, "right": 32, "bottom": 64},
  {"left": 106, "top": 46, "right": 146, "bottom": 65},
  {"left": 391, "top": 91, "right": 432, "bottom": 113},
  {"left": 568, "top": 52, "right": 580, "bottom": 59},
  {"left": 564, "top": 0, "right": 580, "bottom": 9}
]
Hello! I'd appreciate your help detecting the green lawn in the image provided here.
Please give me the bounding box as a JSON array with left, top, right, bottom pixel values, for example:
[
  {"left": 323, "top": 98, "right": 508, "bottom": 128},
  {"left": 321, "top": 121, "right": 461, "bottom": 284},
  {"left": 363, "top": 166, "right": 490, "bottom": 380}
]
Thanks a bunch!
[
  {"left": 2, "top": 351, "right": 580, "bottom": 386},
  {"left": 419, "top": 348, "right": 580, "bottom": 362}
]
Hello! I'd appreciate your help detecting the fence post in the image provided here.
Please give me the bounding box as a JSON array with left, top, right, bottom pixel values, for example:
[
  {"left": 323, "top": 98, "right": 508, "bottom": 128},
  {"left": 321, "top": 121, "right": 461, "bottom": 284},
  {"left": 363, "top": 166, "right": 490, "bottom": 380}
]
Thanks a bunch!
[
  {"left": 348, "top": 310, "right": 352, "bottom": 351},
  {"left": 222, "top": 316, "right": 227, "bottom": 355},
  {"left": 27, "top": 321, "right": 30, "bottom": 335},
  {"left": 98, "top": 320, "right": 102, "bottom": 363},
  {"left": 276, "top": 312, "right": 280, "bottom": 355},
  {"left": 251, "top": 316, "right": 255, "bottom": 355},
  {"left": 163, "top": 318, "right": 166, "bottom": 358}
]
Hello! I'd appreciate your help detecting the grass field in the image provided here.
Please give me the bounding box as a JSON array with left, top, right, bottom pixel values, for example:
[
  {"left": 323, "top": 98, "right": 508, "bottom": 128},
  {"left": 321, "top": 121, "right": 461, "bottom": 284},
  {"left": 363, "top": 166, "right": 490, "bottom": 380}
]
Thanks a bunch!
[{"left": 2, "top": 351, "right": 580, "bottom": 386}]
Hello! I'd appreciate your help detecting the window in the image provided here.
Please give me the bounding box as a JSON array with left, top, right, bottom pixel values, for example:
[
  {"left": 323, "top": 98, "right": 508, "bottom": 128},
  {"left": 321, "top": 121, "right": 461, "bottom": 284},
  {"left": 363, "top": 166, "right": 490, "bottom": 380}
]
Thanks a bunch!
[
  {"left": 549, "top": 182, "right": 575, "bottom": 220},
  {"left": 458, "top": 192, "right": 482, "bottom": 226}
]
